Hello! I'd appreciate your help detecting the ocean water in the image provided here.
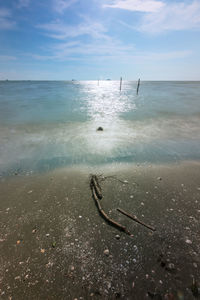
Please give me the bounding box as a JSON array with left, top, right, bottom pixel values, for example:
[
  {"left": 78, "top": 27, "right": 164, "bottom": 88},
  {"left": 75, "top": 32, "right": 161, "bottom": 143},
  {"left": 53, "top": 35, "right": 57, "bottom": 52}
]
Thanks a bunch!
[{"left": 0, "top": 80, "right": 200, "bottom": 175}]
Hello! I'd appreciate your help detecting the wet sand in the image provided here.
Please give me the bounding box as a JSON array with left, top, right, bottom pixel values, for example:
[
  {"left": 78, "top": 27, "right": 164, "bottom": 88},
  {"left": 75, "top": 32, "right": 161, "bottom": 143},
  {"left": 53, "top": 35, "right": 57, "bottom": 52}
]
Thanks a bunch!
[{"left": 0, "top": 161, "right": 200, "bottom": 299}]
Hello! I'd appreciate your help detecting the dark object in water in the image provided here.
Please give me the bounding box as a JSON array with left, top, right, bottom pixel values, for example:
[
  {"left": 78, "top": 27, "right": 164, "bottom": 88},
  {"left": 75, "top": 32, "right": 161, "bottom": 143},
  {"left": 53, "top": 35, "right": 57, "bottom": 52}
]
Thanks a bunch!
[
  {"left": 97, "top": 127, "right": 103, "bottom": 131},
  {"left": 136, "top": 78, "right": 140, "bottom": 95}
]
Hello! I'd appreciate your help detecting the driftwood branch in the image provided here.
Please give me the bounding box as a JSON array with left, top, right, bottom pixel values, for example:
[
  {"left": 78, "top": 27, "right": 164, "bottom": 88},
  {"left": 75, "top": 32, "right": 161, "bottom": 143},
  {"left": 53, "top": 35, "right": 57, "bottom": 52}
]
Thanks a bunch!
[
  {"left": 91, "top": 175, "right": 102, "bottom": 199},
  {"left": 117, "top": 208, "right": 156, "bottom": 232},
  {"left": 90, "top": 175, "right": 133, "bottom": 237}
]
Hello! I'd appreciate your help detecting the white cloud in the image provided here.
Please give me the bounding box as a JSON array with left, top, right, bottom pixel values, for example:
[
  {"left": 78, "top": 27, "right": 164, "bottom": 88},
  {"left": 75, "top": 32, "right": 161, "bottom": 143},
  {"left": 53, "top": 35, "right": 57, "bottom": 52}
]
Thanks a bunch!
[
  {"left": 0, "top": 8, "right": 16, "bottom": 30},
  {"left": 139, "top": 1, "right": 200, "bottom": 33},
  {"left": 108, "top": 0, "right": 200, "bottom": 33},
  {"left": 53, "top": 0, "right": 77, "bottom": 13},
  {"left": 104, "top": 0, "right": 164, "bottom": 13}
]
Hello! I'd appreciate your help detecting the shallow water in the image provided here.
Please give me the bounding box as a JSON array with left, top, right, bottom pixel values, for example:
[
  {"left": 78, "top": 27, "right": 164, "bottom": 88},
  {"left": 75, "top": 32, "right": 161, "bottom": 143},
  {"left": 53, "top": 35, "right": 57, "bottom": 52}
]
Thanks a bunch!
[{"left": 0, "top": 81, "right": 200, "bottom": 175}]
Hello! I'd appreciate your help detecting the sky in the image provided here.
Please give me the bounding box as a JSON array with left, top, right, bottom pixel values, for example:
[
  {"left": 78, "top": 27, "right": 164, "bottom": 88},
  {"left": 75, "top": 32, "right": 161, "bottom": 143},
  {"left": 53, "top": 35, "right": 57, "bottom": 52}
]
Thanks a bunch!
[{"left": 0, "top": 0, "right": 200, "bottom": 80}]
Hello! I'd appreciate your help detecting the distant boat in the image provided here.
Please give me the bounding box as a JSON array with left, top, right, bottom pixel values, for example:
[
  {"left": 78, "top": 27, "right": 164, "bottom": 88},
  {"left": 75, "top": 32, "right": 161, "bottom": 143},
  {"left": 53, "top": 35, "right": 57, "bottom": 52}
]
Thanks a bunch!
[
  {"left": 106, "top": 79, "right": 111, "bottom": 81},
  {"left": 71, "top": 79, "right": 76, "bottom": 81}
]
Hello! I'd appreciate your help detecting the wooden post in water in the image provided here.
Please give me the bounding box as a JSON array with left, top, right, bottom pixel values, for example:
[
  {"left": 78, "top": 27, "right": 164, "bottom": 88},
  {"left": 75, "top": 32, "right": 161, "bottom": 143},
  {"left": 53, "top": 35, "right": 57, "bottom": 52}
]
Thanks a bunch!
[
  {"left": 136, "top": 78, "right": 140, "bottom": 95},
  {"left": 120, "top": 77, "right": 122, "bottom": 91}
]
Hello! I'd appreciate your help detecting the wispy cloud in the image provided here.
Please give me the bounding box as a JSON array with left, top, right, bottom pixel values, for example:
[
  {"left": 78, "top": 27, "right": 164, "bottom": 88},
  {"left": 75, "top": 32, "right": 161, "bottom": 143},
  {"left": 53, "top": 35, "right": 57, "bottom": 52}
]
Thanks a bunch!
[
  {"left": 52, "top": 0, "right": 77, "bottom": 14},
  {"left": 37, "top": 19, "right": 108, "bottom": 40},
  {"left": 139, "top": 1, "right": 200, "bottom": 33},
  {"left": 17, "top": 0, "right": 31, "bottom": 8},
  {"left": 0, "top": 8, "right": 16, "bottom": 30},
  {"left": 103, "top": 0, "right": 164, "bottom": 13},
  {"left": 0, "top": 55, "right": 17, "bottom": 61}
]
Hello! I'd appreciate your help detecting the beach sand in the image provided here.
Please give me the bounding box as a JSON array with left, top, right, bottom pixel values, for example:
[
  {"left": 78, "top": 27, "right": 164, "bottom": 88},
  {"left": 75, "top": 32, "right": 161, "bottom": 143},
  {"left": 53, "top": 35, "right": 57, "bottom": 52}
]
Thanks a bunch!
[{"left": 0, "top": 161, "right": 200, "bottom": 299}]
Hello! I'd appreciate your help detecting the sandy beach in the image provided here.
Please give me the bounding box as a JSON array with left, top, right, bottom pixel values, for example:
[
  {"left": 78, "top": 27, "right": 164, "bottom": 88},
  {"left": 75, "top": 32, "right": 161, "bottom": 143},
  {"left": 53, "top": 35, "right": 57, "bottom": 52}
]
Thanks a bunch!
[{"left": 0, "top": 161, "right": 199, "bottom": 299}]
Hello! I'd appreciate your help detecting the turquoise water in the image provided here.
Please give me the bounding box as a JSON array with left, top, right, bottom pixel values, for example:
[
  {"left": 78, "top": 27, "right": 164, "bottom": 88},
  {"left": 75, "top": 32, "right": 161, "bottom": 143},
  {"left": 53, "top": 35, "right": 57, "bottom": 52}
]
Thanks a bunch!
[{"left": 0, "top": 80, "right": 200, "bottom": 175}]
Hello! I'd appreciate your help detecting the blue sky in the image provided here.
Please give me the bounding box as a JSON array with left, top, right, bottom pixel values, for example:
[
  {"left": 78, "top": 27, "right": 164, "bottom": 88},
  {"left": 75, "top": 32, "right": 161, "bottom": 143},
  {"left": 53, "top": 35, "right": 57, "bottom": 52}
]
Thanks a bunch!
[{"left": 0, "top": 0, "right": 200, "bottom": 80}]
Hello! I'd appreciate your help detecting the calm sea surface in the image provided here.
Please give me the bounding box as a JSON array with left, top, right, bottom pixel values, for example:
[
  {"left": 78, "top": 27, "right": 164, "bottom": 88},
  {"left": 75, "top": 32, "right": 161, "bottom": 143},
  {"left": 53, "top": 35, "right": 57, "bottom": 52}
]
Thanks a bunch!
[{"left": 0, "top": 80, "right": 200, "bottom": 175}]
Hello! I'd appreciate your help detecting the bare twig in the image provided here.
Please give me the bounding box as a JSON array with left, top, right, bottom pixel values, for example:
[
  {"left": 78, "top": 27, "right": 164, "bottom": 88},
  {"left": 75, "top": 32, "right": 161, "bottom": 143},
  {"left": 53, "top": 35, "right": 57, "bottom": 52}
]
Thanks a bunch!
[{"left": 117, "top": 208, "right": 156, "bottom": 232}]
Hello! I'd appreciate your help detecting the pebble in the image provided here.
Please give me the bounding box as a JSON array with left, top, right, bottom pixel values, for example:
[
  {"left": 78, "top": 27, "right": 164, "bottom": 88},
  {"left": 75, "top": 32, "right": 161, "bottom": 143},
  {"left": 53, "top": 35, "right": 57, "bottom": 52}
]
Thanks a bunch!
[
  {"left": 70, "top": 266, "right": 75, "bottom": 271},
  {"left": 141, "top": 202, "right": 144, "bottom": 206},
  {"left": 79, "top": 215, "right": 82, "bottom": 218},
  {"left": 185, "top": 239, "right": 192, "bottom": 244},
  {"left": 115, "top": 235, "right": 120, "bottom": 240},
  {"left": 166, "top": 263, "right": 175, "bottom": 271},
  {"left": 157, "top": 177, "right": 162, "bottom": 181},
  {"left": 46, "top": 233, "right": 50, "bottom": 237},
  {"left": 15, "top": 276, "right": 21, "bottom": 280},
  {"left": 130, "top": 195, "right": 134, "bottom": 198},
  {"left": 132, "top": 281, "right": 135, "bottom": 288},
  {"left": 27, "top": 190, "right": 33, "bottom": 194},
  {"left": 104, "top": 249, "right": 109, "bottom": 256},
  {"left": 193, "top": 262, "right": 198, "bottom": 268},
  {"left": 40, "top": 249, "right": 45, "bottom": 253}
]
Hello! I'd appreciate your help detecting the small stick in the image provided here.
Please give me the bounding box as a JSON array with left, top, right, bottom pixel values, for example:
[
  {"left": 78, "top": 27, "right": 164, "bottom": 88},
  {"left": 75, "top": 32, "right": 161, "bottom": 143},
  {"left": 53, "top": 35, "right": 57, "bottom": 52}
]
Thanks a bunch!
[
  {"left": 120, "top": 77, "right": 122, "bottom": 91},
  {"left": 117, "top": 208, "right": 156, "bottom": 231},
  {"left": 136, "top": 78, "right": 140, "bottom": 95},
  {"left": 90, "top": 184, "right": 133, "bottom": 237},
  {"left": 91, "top": 175, "right": 102, "bottom": 199}
]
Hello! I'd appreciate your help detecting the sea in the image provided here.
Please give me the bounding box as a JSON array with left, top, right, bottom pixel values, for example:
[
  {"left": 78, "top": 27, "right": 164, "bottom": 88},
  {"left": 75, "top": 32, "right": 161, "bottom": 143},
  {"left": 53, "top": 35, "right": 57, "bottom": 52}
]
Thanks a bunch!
[{"left": 0, "top": 80, "right": 200, "bottom": 176}]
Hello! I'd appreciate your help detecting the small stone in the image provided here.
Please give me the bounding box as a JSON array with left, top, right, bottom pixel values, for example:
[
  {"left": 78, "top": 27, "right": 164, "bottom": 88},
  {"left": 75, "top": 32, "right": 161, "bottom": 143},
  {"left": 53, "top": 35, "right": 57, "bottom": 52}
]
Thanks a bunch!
[
  {"left": 115, "top": 235, "right": 120, "bottom": 240},
  {"left": 97, "top": 127, "right": 103, "bottom": 131},
  {"left": 46, "top": 233, "right": 50, "bottom": 237},
  {"left": 70, "top": 265, "right": 75, "bottom": 271},
  {"left": 27, "top": 190, "right": 33, "bottom": 194},
  {"left": 193, "top": 262, "right": 198, "bottom": 268},
  {"left": 16, "top": 240, "right": 21, "bottom": 244},
  {"left": 157, "top": 177, "right": 162, "bottom": 181},
  {"left": 32, "top": 229, "right": 37, "bottom": 234},
  {"left": 79, "top": 215, "right": 82, "bottom": 218},
  {"left": 104, "top": 249, "right": 109, "bottom": 256},
  {"left": 146, "top": 274, "right": 149, "bottom": 279},
  {"left": 141, "top": 202, "right": 144, "bottom": 206},
  {"left": 185, "top": 239, "right": 192, "bottom": 244},
  {"left": 130, "top": 195, "right": 134, "bottom": 198},
  {"left": 15, "top": 276, "right": 21, "bottom": 280},
  {"left": 40, "top": 249, "right": 45, "bottom": 253},
  {"left": 132, "top": 281, "right": 135, "bottom": 288},
  {"left": 166, "top": 263, "right": 175, "bottom": 271}
]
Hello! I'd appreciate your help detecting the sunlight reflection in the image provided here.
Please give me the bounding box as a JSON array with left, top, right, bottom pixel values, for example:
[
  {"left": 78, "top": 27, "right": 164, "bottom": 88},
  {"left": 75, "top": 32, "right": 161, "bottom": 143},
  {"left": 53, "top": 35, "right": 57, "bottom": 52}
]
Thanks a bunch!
[{"left": 79, "top": 80, "right": 137, "bottom": 154}]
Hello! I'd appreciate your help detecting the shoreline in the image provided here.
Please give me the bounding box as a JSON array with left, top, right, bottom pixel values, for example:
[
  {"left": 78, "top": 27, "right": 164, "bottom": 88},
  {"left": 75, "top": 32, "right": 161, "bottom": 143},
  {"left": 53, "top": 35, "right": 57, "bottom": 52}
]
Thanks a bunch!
[{"left": 0, "top": 160, "right": 200, "bottom": 299}]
